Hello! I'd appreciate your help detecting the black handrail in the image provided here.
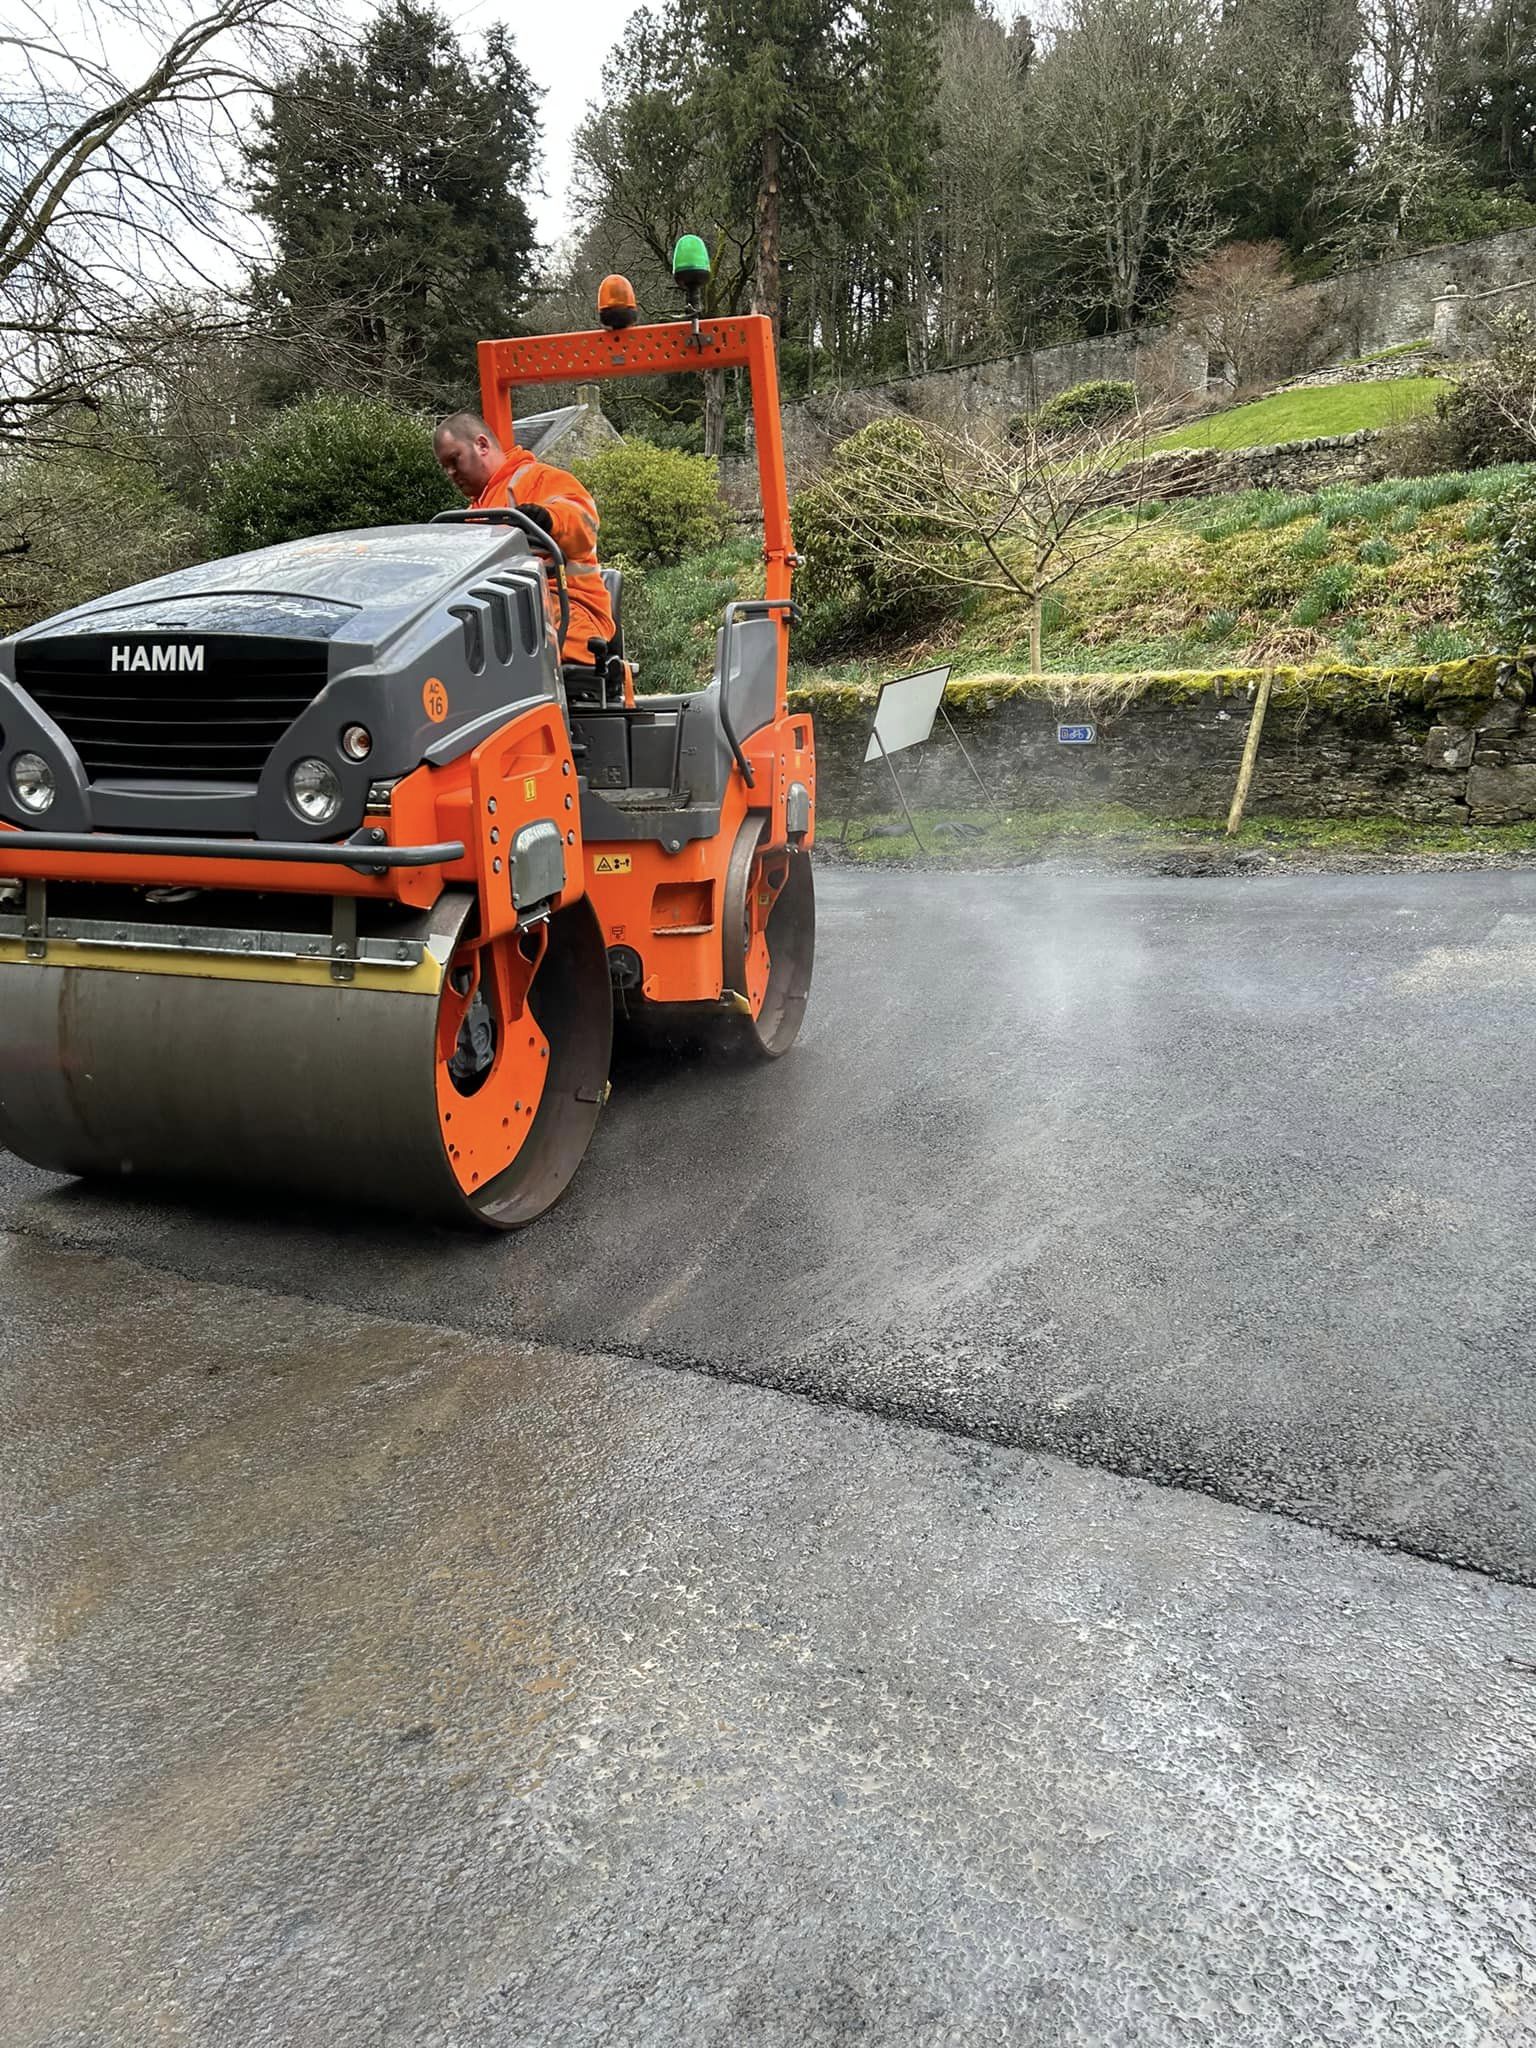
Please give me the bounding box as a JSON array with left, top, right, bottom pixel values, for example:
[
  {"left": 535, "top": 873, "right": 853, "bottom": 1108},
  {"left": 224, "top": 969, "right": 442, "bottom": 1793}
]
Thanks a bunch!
[{"left": 432, "top": 506, "right": 570, "bottom": 651}]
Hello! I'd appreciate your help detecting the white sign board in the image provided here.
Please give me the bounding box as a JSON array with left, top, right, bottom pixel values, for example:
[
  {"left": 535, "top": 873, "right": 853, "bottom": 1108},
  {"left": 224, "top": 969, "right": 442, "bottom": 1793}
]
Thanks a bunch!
[{"left": 865, "top": 666, "right": 951, "bottom": 764}]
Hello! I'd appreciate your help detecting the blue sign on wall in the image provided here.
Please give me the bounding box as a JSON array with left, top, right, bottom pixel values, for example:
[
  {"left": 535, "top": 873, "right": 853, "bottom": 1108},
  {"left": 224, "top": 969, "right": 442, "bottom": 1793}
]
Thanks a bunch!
[{"left": 1057, "top": 723, "right": 1097, "bottom": 745}]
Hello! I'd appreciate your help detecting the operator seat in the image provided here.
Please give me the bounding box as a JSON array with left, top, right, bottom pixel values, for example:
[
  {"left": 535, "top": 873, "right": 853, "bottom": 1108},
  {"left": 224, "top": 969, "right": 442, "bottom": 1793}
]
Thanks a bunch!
[
  {"left": 562, "top": 565, "right": 627, "bottom": 705},
  {"left": 601, "top": 566, "right": 624, "bottom": 660}
]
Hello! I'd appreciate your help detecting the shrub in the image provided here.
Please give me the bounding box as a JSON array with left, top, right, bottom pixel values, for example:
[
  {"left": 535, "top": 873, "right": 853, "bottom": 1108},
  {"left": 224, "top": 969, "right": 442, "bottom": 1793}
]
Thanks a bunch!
[
  {"left": 792, "top": 418, "right": 961, "bottom": 654},
  {"left": 1316, "top": 486, "right": 1382, "bottom": 528},
  {"left": 1465, "top": 483, "right": 1536, "bottom": 649},
  {"left": 1416, "top": 473, "right": 1472, "bottom": 510},
  {"left": 1374, "top": 412, "right": 1465, "bottom": 478},
  {"left": 208, "top": 395, "right": 454, "bottom": 553},
  {"left": 1034, "top": 379, "right": 1137, "bottom": 436},
  {"left": 0, "top": 436, "right": 206, "bottom": 633},
  {"left": 1168, "top": 240, "right": 1318, "bottom": 390},
  {"left": 1434, "top": 375, "right": 1531, "bottom": 472},
  {"left": 1413, "top": 624, "right": 1476, "bottom": 661},
  {"left": 574, "top": 441, "right": 727, "bottom": 566},
  {"left": 1289, "top": 521, "right": 1332, "bottom": 561},
  {"left": 1255, "top": 493, "right": 1313, "bottom": 532},
  {"left": 1198, "top": 513, "right": 1242, "bottom": 543}
]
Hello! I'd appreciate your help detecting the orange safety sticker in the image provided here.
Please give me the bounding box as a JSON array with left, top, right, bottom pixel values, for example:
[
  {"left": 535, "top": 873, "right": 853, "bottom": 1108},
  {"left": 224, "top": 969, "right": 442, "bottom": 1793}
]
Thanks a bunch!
[
  {"left": 422, "top": 677, "right": 449, "bottom": 723},
  {"left": 592, "top": 853, "right": 632, "bottom": 875}
]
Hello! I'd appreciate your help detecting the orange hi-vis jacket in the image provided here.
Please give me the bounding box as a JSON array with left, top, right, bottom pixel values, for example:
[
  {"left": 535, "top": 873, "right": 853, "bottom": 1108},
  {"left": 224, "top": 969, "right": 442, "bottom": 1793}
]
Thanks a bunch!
[{"left": 472, "top": 448, "right": 617, "bottom": 666}]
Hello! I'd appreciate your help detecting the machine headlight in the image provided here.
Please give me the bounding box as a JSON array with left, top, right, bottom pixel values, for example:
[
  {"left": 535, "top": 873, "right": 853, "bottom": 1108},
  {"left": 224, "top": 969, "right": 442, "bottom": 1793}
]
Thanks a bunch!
[
  {"left": 340, "top": 723, "right": 373, "bottom": 762},
  {"left": 288, "top": 756, "right": 343, "bottom": 825},
  {"left": 10, "top": 752, "right": 56, "bottom": 815}
]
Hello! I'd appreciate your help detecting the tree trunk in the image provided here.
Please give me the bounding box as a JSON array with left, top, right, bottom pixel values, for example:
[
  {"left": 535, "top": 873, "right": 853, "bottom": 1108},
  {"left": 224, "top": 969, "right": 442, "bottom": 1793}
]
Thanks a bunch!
[
  {"left": 703, "top": 370, "right": 726, "bottom": 458},
  {"left": 908, "top": 225, "right": 929, "bottom": 375},
  {"left": 1029, "top": 592, "right": 1043, "bottom": 674},
  {"left": 754, "top": 126, "right": 782, "bottom": 338}
]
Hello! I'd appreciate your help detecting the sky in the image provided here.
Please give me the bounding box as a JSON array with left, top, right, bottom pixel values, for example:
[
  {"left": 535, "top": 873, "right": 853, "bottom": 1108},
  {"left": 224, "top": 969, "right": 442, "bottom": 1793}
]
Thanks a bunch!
[{"left": 447, "top": 0, "right": 645, "bottom": 245}]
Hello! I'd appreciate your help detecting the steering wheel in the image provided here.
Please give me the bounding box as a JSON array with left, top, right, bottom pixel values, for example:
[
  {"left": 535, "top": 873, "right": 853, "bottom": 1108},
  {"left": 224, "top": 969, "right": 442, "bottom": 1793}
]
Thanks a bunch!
[{"left": 432, "top": 506, "right": 570, "bottom": 652}]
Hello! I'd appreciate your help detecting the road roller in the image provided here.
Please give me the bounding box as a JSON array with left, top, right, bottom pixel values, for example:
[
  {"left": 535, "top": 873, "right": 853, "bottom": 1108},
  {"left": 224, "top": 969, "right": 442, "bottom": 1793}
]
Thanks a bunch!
[{"left": 0, "top": 247, "right": 816, "bottom": 1228}]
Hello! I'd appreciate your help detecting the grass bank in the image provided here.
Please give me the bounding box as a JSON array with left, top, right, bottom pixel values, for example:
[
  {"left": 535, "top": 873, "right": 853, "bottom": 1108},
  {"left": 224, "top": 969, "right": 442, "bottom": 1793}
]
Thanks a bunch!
[
  {"left": 799, "top": 464, "right": 1532, "bottom": 682},
  {"left": 1148, "top": 376, "right": 1446, "bottom": 452}
]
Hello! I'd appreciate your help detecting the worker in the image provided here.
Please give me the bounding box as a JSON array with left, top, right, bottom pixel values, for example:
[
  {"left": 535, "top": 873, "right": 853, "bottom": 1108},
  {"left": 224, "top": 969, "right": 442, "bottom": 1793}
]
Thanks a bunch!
[{"left": 434, "top": 411, "right": 616, "bottom": 668}]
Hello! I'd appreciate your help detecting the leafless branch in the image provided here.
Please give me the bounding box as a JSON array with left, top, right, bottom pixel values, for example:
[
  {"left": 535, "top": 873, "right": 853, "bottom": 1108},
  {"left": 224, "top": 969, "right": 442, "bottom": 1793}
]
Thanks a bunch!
[
  {"left": 0, "top": 0, "right": 316, "bottom": 445},
  {"left": 815, "top": 404, "right": 1175, "bottom": 671}
]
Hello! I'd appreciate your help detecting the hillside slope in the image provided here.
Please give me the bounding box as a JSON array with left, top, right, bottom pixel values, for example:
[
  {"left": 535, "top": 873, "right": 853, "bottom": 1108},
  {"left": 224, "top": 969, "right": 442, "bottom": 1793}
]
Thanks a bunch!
[{"left": 801, "top": 465, "right": 1532, "bottom": 681}]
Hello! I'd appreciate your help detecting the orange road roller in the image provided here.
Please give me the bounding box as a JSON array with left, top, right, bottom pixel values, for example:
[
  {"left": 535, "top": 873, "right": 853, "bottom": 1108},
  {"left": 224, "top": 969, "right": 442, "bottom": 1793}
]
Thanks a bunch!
[{"left": 0, "top": 246, "right": 816, "bottom": 1227}]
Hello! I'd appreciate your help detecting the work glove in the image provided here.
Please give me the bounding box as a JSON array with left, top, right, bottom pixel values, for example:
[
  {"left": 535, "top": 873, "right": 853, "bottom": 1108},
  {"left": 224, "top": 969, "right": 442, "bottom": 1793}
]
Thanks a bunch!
[{"left": 520, "top": 503, "right": 554, "bottom": 534}]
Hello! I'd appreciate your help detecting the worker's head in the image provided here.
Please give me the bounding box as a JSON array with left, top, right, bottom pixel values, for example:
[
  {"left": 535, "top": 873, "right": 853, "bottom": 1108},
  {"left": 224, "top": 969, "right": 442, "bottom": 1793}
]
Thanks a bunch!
[{"left": 434, "top": 411, "right": 504, "bottom": 498}]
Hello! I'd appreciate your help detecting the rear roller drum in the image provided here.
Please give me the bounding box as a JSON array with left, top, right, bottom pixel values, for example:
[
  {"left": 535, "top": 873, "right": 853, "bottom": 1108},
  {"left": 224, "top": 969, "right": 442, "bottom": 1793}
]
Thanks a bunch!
[{"left": 703, "top": 815, "right": 816, "bottom": 1059}]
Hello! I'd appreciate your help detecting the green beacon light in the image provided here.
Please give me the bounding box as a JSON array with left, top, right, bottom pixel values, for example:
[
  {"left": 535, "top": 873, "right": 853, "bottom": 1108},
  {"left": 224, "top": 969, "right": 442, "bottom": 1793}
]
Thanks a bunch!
[
  {"left": 672, "top": 234, "right": 711, "bottom": 343},
  {"left": 672, "top": 234, "right": 711, "bottom": 287}
]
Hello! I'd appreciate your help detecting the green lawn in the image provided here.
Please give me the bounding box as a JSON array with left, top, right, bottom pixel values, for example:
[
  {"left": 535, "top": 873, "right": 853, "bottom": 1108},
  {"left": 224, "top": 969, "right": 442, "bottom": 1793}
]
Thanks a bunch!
[
  {"left": 1346, "top": 339, "right": 1432, "bottom": 367},
  {"left": 1149, "top": 376, "right": 1447, "bottom": 452}
]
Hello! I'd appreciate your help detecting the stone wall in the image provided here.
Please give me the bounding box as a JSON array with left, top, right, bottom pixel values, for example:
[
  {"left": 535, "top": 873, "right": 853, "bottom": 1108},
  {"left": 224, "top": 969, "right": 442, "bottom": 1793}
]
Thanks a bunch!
[
  {"left": 1132, "top": 429, "right": 1393, "bottom": 503},
  {"left": 790, "top": 657, "right": 1536, "bottom": 826},
  {"left": 721, "top": 428, "right": 1396, "bottom": 519},
  {"left": 1280, "top": 356, "right": 1438, "bottom": 388},
  {"left": 1306, "top": 228, "right": 1536, "bottom": 360},
  {"left": 1433, "top": 277, "right": 1536, "bottom": 357},
  {"left": 772, "top": 329, "right": 1208, "bottom": 489}
]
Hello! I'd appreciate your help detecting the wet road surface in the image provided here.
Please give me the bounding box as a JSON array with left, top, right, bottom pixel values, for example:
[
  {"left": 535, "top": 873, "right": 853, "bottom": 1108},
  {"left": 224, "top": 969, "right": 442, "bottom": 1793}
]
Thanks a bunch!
[{"left": 1, "top": 868, "right": 1534, "bottom": 2041}]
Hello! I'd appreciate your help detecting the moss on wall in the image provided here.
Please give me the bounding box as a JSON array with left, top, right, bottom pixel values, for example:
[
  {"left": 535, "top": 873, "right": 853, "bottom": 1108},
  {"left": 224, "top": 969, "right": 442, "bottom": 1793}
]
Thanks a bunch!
[{"left": 790, "top": 655, "right": 1536, "bottom": 824}]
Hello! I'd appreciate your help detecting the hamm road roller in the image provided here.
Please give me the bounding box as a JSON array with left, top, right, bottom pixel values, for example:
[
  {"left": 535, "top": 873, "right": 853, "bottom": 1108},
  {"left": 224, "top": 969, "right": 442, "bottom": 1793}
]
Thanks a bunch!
[{"left": 0, "top": 250, "right": 816, "bottom": 1227}]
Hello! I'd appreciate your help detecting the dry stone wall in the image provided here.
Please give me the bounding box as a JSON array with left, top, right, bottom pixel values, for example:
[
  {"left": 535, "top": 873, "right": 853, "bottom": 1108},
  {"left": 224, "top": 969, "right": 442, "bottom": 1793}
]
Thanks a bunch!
[
  {"left": 791, "top": 657, "right": 1536, "bottom": 826},
  {"left": 1132, "top": 430, "right": 1394, "bottom": 502}
]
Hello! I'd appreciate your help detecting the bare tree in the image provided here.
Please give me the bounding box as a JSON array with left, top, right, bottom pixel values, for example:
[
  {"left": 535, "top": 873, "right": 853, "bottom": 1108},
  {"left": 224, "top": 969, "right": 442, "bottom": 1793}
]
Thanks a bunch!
[
  {"left": 1319, "top": 125, "right": 1471, "bottom": 261},
  {"left": 813, "top": 405, "right": 1173, "bottom": 673},
  {"left": 931, "top": 11, "right": 1027, "bottom": 363},
  {"left": 1020, "top": 0, "right": 1233, "bottom": 332},
  {"left": 1355, "top": 0, "right": 1469, "bottom": 139},
  {"left": 0, "top": 0, "right": 306, "bottom": 446},
  {"left": 1170, "top": 240, "right": 1318, "bottom": 391}
]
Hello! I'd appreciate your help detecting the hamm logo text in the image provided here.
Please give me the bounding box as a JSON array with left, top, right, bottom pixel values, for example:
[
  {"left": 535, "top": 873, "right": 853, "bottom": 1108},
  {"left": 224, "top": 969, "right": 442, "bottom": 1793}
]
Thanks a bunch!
[{"left": 110, "top": 644, "right": 204, "bottom": 672}]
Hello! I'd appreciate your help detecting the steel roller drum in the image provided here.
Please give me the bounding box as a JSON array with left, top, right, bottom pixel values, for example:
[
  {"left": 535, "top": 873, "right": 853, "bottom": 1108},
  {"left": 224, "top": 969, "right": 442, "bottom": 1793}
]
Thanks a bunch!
[{"left": 0, "top": 889, "right": 612, "bottom": 1228}]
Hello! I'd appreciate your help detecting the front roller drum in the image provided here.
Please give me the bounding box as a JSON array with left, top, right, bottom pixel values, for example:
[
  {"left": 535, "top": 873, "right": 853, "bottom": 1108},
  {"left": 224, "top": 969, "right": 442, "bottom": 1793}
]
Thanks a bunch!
[{"left": 0, "top": 891, "right": 613, "bottom": 1230}]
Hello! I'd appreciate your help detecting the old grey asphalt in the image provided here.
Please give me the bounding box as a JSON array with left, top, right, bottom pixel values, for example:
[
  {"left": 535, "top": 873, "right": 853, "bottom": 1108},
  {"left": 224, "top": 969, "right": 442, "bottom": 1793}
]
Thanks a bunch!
[{"left": 1, "top": 867, "right": 1534, "bottom": 2043}]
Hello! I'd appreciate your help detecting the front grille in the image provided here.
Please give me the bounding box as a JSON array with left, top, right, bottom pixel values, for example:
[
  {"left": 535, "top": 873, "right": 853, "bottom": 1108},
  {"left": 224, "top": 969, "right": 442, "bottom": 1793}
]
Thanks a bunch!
[{"left": 14, "top": 635, "right": 332, "bottom": 784}]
